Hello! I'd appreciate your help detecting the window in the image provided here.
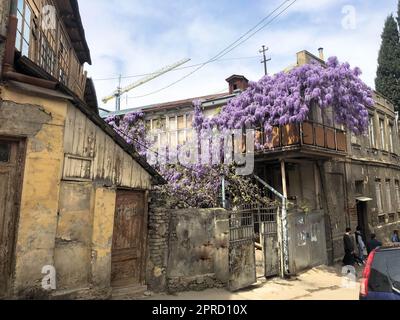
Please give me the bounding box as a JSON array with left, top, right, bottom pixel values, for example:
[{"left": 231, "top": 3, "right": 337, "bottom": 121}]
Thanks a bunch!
[
  {"left": 16, "top": 0, "right": 32, "bottom": 57},
  {"left": 58, "top": 30, "right": 70, "bottom": 85},
  {"left": 177, "top": 115, "right": 186, "bottom": 145},
  {"left": 39, "top": 34, "right": 56, "bottom": 75},
  {"left": 379, "top": 119, "right": 386, "bottom": 150},
  {"left": 369, "top": 251, "right": 400, "bottom": 292},
  {"left": 38, "top": 1, "right": 57, "bottom": 76},
  {"left": 369, "top": 117, "right": 375, "bottom": 148},
  {"left": 396, "top": 180, "right": 400, "bottom": 210},
  {"left": 145, "top": 120, "right": 151, "bottom": 132},
  {"left": 0, "top": 143, "right": 11, "bottom": 163},
  {"left": 375, "top": 180, "right": 384, "bottom": 214},
  {"left": 386, "top": 180, "right": 393, "bottom": 213},
  {"left": 389, "top": 124, "right": 394, "bottom": 153},
  {"left": 355, "top": 180, "right": 364, "bottom": 195}
]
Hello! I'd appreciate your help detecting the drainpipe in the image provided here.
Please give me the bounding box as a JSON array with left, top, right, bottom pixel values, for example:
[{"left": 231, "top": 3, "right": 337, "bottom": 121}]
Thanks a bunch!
[
  {"left": 2, "top": 0, "right": 18, "bottom": 74},
  {"left": 280, "top": 160, "right": 290, "bottom": 278},
  {"left": 2, "top": 0, "right": 57, "bottom": 89},
  {"left": 221, "top": 176, "right": 226, "bottom": 209}
]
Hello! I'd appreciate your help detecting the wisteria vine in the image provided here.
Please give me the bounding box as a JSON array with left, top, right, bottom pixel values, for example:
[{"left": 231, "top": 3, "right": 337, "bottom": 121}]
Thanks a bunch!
[{"left": 106, "top": 57, "right": 374, "bottom": 208}]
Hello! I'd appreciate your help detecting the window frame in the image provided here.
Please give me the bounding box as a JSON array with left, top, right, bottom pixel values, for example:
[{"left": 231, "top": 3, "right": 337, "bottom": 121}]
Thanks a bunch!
[
  {"left": 379, "top": 119, "right": 386, "bottom": 151},
  {"left": 386, "top": 179, "right": 393, "bottom": 213},
  {"left": 368, "top": 117, "right": 375, "bottom": 148},
  {"left": 375, "top": 180, "right": 384, "bottom": 214},
  {"left": 16, "top": 0, "right": 32, "bottom": 57}
]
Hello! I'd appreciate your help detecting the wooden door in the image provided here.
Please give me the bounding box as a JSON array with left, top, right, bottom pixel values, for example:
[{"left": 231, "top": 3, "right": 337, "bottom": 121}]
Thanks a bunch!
[
  {"left": 0, "top": 139, "right": 24, "bottom": 296},
  {"left": 111, "top": 190, "right": 148, "bottom": 287}
]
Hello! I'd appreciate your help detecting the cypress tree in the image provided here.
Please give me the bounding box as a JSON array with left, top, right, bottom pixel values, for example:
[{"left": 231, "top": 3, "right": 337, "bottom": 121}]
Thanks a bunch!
[
  {"left": 398, "top": 0, "right": 400, "bottom": 30},
  {"left": 375, "top": 15, "right": 400, "bottom": 111}
]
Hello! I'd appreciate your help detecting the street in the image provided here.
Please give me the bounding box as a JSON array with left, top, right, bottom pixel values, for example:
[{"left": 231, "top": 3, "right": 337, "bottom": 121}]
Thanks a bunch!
[{"left": 144, "top": 265, "right": 362, "bottom": 301}]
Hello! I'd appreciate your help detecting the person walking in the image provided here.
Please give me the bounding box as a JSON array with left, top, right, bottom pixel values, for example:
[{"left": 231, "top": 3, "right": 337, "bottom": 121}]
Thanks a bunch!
[
  {"left": 343, "top": 228, "right": 355, "bottom": 266},
  {"left": 391, "top": 230, "right": 400, "bottom": 243},
  {"left": 367, "top": 234, "right": 382, "bottom": 254},
  {"left": 355, "top": 226, "right": 366, "bottom": 264}
]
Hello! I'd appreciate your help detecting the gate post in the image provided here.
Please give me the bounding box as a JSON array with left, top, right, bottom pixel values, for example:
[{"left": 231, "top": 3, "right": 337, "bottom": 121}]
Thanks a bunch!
[{"left": 280, "top": 161, "right": 290, "bottom": 278}]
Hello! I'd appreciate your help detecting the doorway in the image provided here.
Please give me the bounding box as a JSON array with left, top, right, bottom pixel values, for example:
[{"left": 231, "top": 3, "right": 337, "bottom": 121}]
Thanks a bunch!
[
  {"left": 111, "top": 190, "right": 148, "bottom": 288},
  {"left": 356, "top": 201, "right": 370, "bottom": 241},
  {"left": 0, "top": 138, "right": 25, "bottom": 296}
]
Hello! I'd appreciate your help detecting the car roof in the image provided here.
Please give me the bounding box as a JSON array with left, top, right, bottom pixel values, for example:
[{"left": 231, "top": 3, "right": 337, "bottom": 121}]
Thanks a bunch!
[{"left": 376, "top": 243, "right": 400, "bottom": 252}]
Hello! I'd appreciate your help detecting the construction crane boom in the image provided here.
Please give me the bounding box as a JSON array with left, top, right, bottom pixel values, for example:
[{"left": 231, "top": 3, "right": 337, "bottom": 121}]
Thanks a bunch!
[{"left": 102, "top": 58, "right": 191, "bottom": 109}]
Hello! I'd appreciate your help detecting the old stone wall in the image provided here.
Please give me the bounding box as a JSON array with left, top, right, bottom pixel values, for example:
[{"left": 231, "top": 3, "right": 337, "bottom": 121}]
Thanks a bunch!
[{"left": 147, "top": 194, "right": 229, "bottom": 293}]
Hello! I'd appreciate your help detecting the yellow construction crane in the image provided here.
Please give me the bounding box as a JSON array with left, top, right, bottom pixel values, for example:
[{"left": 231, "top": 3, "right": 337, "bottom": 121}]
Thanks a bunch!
[{"left": 102, "top": 58, "right": 191, "bottom": 111}]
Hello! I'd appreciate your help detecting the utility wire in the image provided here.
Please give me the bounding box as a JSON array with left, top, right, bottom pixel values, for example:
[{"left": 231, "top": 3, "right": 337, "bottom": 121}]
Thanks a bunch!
[
  {"left": 93, "top": 56, "right": 260, "bottom": 82},
  {"left": 126, "top": 0, "right": 298, "bottom": 100}
]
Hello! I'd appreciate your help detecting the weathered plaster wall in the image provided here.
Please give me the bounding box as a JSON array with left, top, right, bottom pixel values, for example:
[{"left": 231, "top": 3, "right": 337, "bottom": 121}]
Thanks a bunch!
[
  {"left": 91, "top": 187, "right": 116, "bottom": 290},
  {"left": 1, "top": 87, "right": 67, "bottom": 297},
  {"left": 55, "top": 182, "right": 94, "bottom": 291},
  {"left": 1, "top": 85, "right": 151, "bottom": 299},
  {"left": 147, "top": 196, "right": 229, "bottom": 294}
]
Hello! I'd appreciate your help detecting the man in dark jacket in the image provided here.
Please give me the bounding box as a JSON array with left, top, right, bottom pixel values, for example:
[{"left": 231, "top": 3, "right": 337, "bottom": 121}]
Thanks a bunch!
[
  {"left": 343, "top": 228, "right": 355, "bottom": 266},
  {"left": 367, "top": 234, "right": 382, "bottom": 254}
]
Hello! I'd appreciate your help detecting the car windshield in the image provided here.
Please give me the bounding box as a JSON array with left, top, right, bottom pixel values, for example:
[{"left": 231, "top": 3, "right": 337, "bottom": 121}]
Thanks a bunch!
[{"left": 369, "top": 250, "right": 400, "bottom": 293}]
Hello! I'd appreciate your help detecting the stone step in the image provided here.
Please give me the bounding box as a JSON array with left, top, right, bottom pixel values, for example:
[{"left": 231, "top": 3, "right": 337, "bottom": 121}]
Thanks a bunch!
[{"left": 111, "top": 285, "right": 148, "bottom": 300}]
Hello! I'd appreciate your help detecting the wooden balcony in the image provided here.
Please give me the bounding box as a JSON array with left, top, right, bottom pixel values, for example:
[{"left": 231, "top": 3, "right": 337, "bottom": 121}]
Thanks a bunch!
[{"left": 253, "top": 121, "right": 348, "bottom": 159}]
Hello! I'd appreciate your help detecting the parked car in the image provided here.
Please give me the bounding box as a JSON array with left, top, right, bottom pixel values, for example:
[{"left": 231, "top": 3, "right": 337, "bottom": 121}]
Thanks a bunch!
[{"left": 360, "top": 244, "right": 400, "bottom": 300}]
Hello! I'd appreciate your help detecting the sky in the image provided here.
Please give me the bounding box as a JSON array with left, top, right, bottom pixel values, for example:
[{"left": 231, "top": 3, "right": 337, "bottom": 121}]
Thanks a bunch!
[{"left": 78, "top": 0, "right": 398, "bottom": 112}]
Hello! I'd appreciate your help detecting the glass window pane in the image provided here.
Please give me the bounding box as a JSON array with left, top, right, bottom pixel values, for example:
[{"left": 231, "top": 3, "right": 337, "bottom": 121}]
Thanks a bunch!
[
  {"left": 187, "top": 115, "right": 193, "bottom": 128},
  {"left": 15, "top": 31, "right": 22, "bottom": 51},
  {"left": 23, "top": 21, "right": 30, "bottom": 42},
  {"left": 22, "top": 40, "right": 29, "bottom": 56},
  {"left": 178, "top": 116, "right": 185, "bottom": 130},
  {"left": 25, "top": 5, "right": 31, "bottom": 23},
  {"left": 0, "top": 143, "right": 10, "bottom": 162},
  {"left": 169, "top": 117, "right": 177, "bottom": 131},
  {"left": 17, "top": 11, "right": 23, "bottom": 32},
  {"left": 17, "top": 0, "right": 24, "bottom": 11},
  {"left": 178, "top": 131, "right": 186, "bottom": 145}
]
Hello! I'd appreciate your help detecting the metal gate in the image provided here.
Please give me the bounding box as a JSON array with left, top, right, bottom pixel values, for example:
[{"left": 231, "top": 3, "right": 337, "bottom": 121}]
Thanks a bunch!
[
  {"left": 229, "top": 203, "right": 279, "bottom": 291},
  {"left": 258, "top": 206, "right": 279, "bottom": 278},
  {"left": 228, "top": 210, "right": 256, "bottom": 291},
  {"left": 288, "top": 211, "right": 328, "bottom": 274}
]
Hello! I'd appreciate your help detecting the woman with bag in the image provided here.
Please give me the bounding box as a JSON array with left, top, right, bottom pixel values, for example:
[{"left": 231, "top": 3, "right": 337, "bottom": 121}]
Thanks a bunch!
[{"left": 355, "top": 226, "right": 366, "bottom": 265}]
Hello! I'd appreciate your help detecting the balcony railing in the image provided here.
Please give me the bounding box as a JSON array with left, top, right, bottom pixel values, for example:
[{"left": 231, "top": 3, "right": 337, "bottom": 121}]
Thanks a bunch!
[{"left": 254, "top": 121, "right": 348, "bottom": 154}]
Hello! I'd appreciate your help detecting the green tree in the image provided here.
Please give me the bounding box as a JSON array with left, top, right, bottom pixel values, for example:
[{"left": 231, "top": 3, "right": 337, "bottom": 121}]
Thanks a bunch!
[
  {"left": 375, "top": 15, "right": 400, "bottom": 111},
  {"left": 397, "top": 0, "right": 400, "bottom": 30}
]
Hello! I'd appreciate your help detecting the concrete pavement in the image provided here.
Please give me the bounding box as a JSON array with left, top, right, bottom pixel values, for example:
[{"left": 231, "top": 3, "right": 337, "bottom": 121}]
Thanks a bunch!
[{"left": 143, "top": 264, "right": 362, "bottom": 301}]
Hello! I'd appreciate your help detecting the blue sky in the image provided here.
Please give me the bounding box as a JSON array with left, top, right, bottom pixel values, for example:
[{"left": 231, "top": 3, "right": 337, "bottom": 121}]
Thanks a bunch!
[{"left": 78, "top": 0, "right": 398, "bottom": 111}]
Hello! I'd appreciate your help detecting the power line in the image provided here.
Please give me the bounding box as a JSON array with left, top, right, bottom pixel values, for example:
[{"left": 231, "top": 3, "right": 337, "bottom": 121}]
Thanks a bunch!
[
  {"left": 127, "top": 0, "right": 298, "bottom": 100},
  {"left": 93, "top": 56, "right": 260, "bottom": 82}
]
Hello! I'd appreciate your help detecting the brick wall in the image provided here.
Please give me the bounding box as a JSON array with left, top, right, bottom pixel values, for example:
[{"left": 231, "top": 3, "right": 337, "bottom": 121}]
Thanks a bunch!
[{"left": 146, "top": 192, "right": 229, "bottom": 293}]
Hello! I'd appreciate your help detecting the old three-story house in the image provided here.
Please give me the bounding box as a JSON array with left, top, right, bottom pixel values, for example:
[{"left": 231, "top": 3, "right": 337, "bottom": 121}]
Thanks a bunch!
[
  {"left": 0, "top": 0, "right": 163, "bottom": 299},
  {"left": 103, "top": 49, "right": 400, "bottom": 273}
]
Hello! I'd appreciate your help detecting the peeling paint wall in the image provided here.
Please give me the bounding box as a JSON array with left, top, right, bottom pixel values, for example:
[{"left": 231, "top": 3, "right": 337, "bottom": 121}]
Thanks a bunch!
[
  {"left": 147, "top": 197, "right": 229, "bottom": 293},
  {"left": 0, "top": 85, "right": 152, "bottom": 299},
  {"left": 1, "top": 87, "right": 67, "bottom": 297}
]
